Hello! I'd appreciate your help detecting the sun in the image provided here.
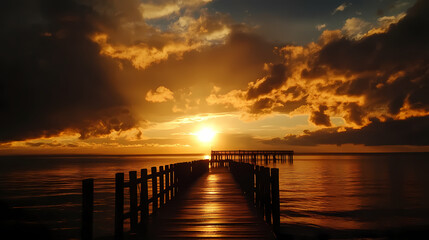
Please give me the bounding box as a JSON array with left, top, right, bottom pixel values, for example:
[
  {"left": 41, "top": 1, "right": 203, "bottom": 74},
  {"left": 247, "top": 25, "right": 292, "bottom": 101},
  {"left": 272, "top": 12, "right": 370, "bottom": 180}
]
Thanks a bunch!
[{"left": 196, "top": 127, "right": 216, "bottom": 143}]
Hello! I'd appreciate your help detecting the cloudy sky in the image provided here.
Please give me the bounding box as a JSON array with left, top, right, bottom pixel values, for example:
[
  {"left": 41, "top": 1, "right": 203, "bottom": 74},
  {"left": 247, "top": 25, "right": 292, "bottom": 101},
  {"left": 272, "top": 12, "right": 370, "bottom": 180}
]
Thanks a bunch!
[{"left": 1, "top": 0, "right": 428, "bottom": 154}]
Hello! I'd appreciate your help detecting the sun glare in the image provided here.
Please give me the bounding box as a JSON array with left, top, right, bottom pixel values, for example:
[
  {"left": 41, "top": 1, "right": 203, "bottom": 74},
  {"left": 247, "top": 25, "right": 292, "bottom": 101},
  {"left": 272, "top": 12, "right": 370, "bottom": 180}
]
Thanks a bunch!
[{"left": 196, "top": 127, "right": 216, "bottom": 143}]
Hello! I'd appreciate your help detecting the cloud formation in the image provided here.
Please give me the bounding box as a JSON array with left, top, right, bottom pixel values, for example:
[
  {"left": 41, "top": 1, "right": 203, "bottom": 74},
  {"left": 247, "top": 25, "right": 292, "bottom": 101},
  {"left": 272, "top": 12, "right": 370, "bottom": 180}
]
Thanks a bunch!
[
  {"left": 139, "top": 0, "right": 211, "bottom": 19},
  {"left": 0, "top": 0, "right": 142, "bottom": 142},
  {"left": 332, "top": 3, "right": 351, "bottom": 15},
  {"left": 265, "top": 116, "right": 429, "bottom": 146},
  {"left": 145, "top": 86, "right": 174, "bottom": 103},
  {"left": 208, "top": 0, "right": 429, "bottom": 145},
  {"left": 316, "top": 24, "right": 326, "bottom": 31},
  {"left": 2, "top": 0, "right": 428, "bottom": 150}
]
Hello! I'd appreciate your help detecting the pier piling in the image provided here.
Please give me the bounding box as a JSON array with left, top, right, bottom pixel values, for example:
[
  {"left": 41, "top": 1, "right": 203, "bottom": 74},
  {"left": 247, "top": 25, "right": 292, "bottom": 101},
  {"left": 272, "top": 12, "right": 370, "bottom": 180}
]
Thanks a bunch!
[{"left": 82, "top": 178, "right": 93, "bottom": 240}]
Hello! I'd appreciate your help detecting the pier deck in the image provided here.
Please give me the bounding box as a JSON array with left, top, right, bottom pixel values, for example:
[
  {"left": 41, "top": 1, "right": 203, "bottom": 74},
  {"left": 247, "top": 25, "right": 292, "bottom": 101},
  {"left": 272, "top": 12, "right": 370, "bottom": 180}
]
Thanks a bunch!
[{"left": 140, "top": 167, "right": 276, "bottom": 239}]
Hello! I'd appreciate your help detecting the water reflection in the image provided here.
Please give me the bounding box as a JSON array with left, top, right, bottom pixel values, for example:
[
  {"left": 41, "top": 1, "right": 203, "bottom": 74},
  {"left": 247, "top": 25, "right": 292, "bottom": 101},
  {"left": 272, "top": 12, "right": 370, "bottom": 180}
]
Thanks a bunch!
[
  {"left": 0, "top": 155, "right": 204, "bottom": 239},
  {"left": 2, "top": 153, "right": 429, "bottom": 239},
  {"left": 263, "top": 153, "right": 429, "bottom": 237}
]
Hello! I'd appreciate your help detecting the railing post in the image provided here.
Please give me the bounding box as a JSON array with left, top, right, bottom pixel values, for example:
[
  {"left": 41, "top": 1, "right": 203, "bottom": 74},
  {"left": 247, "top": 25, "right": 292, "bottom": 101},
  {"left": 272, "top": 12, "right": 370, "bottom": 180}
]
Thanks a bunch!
[
  {"left": 176, "top": 164, "right": 183, "bottom": 193},
  {"left": 263, "top": 167, "right": 271, "bottom": 225},
  {"left": 165, "top": 165, "right": 170, "bottom": 202},
  {"left": 151, "top": 167, "right": 158, "bottom": 214},
  {"left": 271, "top": 168, "right": 280, "bottom": 233},
  {"left": 129, "top": 171, "right": 138, "bottom": 232},
  {"left": 174, "top": 164, "right": 179, "bottom": 196},
  {"left": 82, "top": 178, "right": 93, "bottom": 240},
  {"left": 140, "top": 169, "right": 149, "bottom": 223},
  {"left": 115, "top": 173, "right": 124, "bottom": 240},
  {"left": 170, "top": 164, "right": 175, "bottom": 198},
  {"left": 251, "top": 165, "right": 255, "bottom": 205},
  {"left": 256, "top": 166, "right": 263, "bottom": 216},
  {"left": 159, "top": 166, "right": 165, "bottom": 207}
]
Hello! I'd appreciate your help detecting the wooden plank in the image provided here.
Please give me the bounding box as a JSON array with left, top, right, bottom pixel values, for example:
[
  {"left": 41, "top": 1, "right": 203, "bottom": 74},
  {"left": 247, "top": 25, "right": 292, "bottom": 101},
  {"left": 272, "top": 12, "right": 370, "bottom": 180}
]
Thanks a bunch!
[
  {"left": 140, "top": 169, "right": 149, "bottom": 222},
  {"left": 165, "top": 165, "right": 170, "bottom": 203},
  {"left": 141, "top": 167, "right": 275, "bottom": 239},
  {"left": 160, "top": 166, "right": 165, "bottom": 207},
  {"left": 114, "top": 173, "right": 124, "bottom": 240},
  {"left": 263, "top": 167, "right": 271, "bottom": 225},
  {"left": 271, "top": 168, "right": 280, "bottom": 233},
  {"left": 82, "top": 178, "right": 93, "bottom": 240},
  {"left": 129, "top": 171, "right": 138, "bottom": 232},
  {"left": 152, "top": 167, "right": 158, "bottom": 214}
]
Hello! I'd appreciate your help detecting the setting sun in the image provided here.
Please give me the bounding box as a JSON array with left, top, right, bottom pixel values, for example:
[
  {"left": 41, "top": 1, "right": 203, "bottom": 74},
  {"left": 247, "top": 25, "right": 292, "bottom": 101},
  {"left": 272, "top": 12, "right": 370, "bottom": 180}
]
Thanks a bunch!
[{"left": 196, "top": 127, "right": 216, "bottom": 143}]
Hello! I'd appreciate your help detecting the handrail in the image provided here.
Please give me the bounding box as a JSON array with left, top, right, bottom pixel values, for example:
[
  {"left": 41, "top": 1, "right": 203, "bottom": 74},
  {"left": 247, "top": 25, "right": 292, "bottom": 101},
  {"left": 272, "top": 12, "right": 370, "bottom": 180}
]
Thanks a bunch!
[
  {"left": 81, "top": 159, "right": 209, "bottom": 240},
  {"left": 115, "top": 160, "right": 209, "bottom": 239},
  {"left": 229, "top": 161, "right": 280, "bottom": 234}
]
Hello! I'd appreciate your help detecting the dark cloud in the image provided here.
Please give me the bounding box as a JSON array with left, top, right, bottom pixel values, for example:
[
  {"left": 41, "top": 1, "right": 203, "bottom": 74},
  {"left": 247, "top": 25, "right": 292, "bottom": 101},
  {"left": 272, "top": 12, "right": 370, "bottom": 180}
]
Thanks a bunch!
[
  {"left": 25, "top": 142, "right": 62, "bottom": 147},
  {"left": 250, "top": 98, "right": 274, "bottom": 114},
  {"left": 317, "top": 0, "right": 429, "bottom": 72},
  {"left": 310, "top": 105, "right": 331, "bottom": 127},
  {"left": 264, "top": 116, "right": 429, "bottom": 146},
  {"left": 312, "top": 0, "right": 429, "bottom": 120},
  {"left": 242, "top": 0, "right": 428, "bottom": 125},
  {"left": 343, "top": 102, "right": 365, "bottom": 125},
  {"left": 233, "top": 0, "right": 429, "bottom": 147},
  {"left": 0, "top": 0, "right": 138, "bottom": 142},
  {"left": 247, "top": 63, "right": 287, "bottom": 99},
  {"left": 274, "top": 97, "right": 308, "bottom": 114}
]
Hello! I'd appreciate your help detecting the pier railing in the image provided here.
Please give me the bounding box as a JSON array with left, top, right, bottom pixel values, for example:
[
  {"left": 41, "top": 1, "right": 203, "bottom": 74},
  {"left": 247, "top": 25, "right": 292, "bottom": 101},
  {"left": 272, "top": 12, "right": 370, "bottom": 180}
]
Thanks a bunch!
[
  {"left": 212, "top": 150, "right": 293, "bottom": 163},
  {"left": 81, "top": 159, "right": 209, "bottom": 240},
  {"left": 229, "top": 161, "right": 280, "bottom": 233}
]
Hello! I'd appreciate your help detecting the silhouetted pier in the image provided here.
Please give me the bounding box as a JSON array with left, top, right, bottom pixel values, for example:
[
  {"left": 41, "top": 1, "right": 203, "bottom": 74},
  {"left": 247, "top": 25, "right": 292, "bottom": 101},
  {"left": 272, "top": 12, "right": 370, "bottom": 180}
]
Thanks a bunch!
[
  {"left": 211, "top": 150, "right": 293, "bottom": 163},
  {"left": 142, "top": 166, "right": 276, "bottom": 239},
  {"left": 82, "top": 155, "right": 286, "bottom": 240}
]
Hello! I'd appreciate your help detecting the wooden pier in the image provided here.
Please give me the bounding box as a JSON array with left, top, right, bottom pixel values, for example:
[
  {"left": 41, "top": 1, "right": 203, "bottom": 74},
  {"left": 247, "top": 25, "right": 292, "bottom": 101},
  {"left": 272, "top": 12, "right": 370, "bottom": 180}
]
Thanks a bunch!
[
  {"left": 81, "top": 154, "right": 286, "bottom": 240},
  {"left": 211, "top": 150, "right": 293, "bottom": 163},
  {"left": 141, "top": 166, "right": 276, "bottom": 239}
]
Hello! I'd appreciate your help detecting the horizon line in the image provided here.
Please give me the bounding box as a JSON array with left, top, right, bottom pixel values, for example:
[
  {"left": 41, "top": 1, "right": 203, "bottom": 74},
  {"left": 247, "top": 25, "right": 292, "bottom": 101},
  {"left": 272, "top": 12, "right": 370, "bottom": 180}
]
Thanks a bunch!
[{"left": 1, "top": 151, "right": 429, "bottom": 157}]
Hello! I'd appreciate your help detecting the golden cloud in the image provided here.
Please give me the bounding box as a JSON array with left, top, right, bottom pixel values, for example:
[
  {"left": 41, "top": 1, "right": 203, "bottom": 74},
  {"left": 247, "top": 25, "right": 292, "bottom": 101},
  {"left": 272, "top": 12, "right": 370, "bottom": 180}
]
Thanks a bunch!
[
  {"left": 145, "top": 86, "right": 175, "bottom": 103},
  {"left": 205, "top": 1, "right": 429, "bottom": 132},
  {"left": 91, "top": 33, "right": 201, "bottom": 69}
]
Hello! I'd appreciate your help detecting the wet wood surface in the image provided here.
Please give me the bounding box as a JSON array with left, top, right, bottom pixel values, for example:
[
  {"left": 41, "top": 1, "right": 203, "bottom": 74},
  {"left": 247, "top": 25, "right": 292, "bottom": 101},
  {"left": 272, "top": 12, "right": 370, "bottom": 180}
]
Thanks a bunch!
[{"left": 140, "top": 167, "right": 276, "bottom": 239}]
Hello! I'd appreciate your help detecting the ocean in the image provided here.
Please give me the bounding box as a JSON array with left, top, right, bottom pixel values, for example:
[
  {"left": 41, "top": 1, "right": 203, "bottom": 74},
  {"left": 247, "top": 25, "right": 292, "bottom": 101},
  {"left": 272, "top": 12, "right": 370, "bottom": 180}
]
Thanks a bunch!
[{"left": 1, "top": 153, "right": 429, "bottom": 239}]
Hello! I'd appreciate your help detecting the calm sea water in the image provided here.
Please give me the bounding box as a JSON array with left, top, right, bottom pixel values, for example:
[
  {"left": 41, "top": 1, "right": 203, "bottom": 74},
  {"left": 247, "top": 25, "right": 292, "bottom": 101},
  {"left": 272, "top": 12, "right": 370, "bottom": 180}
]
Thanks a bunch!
[
  {"left": 1, "top": 153, "right": 429, "bottom": 239},
  {"left": 0, "top": 155, "right": 204, "bottom": 239},
  {"left": 263, "top": 153, "right": 429, "bottom": 239}
]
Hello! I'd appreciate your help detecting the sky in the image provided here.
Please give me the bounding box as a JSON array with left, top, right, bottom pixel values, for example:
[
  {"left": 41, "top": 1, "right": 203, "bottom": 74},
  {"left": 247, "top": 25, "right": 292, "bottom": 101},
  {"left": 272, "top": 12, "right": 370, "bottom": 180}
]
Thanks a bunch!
[{"left": 1, "top": 0, "right": 428, "bottom": 154}]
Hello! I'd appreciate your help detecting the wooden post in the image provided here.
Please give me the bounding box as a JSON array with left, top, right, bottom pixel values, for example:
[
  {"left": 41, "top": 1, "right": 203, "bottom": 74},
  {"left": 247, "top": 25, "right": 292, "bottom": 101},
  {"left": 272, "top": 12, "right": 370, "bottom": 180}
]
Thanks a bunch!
[
  {"left": 251, "top": 165, "right": 255, "bottom": 205},
  {"left": 263, "top": 167, "right": 271, "bottom": 225},
  {"left": 129, "top": 171, "right": 138, "bottom": 232},
  {"left": 255, "top": 166, "right": 260, "bottom": 209},
  {"left": 165, "top": 165, "right": 170, "bottom": 202},
  {"left": 271, "top": 168, "right": 280, "bottom": 233},
  {"left": 115, "top": 173, "right": 124, "bottom": 240},
  {"left": 151, "top": 167, "right": 158, "bottom": 214},
  {"left": 159, "top": 166, "right": 164, "bottom": 207},
  {"left": 140, "top": 169, "right": 149, "bottom": 223},
  {"left": 82, "top": 178, "right": 93, "bottom": 240},
  {"left": 258, "top": 166, "right": 264, "bottom": 216},
  {"left": 170, "top": 164, "right": 174, "bottom": 198},
  {"left": 246, "top": 164, "right": 252, "bottom": 199},
  {"left": 174, "top": 164, "right": 179, "bottom": 194}
]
